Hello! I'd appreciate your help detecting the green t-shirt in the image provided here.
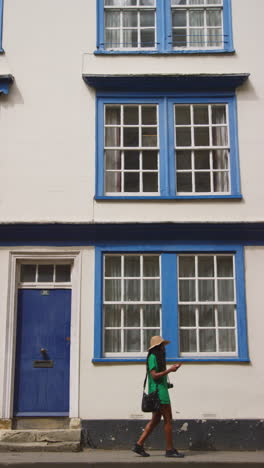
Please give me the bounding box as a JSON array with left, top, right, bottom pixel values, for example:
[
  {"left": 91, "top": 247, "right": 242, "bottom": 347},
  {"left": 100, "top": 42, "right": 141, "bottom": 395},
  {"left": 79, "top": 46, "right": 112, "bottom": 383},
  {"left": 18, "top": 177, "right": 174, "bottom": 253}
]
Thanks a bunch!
[{"left": 148, "top": 354, "right": 170, "bottom": 405}]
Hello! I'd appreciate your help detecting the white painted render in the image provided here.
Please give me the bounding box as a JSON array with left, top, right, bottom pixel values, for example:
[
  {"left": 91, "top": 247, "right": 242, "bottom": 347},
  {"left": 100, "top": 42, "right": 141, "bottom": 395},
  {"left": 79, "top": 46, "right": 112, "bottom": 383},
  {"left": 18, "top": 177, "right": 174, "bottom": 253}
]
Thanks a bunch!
[
  {"left": 0, "top": 0, "right": 263, "bottom": 222},
  {"left": 0, "top": 245, "right": 263, "bottom": 420}
]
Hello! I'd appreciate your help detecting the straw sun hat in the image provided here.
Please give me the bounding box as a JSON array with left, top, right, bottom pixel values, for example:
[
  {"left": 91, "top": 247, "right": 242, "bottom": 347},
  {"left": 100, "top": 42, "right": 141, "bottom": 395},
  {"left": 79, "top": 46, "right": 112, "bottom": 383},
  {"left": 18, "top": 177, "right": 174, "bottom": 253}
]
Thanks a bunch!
[{"left": 148, "top": 335, "right": 170, "bottom": 350}]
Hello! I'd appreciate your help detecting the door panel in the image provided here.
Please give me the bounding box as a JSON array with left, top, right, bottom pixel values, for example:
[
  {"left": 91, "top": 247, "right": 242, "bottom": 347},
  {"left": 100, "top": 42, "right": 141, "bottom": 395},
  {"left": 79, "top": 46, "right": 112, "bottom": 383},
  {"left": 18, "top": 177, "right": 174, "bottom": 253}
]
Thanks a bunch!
[{"left": 14, "top": 289, "right": 71, "bottom": 415}]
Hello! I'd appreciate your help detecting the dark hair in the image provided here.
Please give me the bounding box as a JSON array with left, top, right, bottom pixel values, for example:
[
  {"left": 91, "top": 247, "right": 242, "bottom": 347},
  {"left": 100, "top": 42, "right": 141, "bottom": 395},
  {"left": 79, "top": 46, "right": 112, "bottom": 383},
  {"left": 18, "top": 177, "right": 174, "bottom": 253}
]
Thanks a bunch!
[{"left": 147, "top": 344, "right": 166, "bottom": 372}]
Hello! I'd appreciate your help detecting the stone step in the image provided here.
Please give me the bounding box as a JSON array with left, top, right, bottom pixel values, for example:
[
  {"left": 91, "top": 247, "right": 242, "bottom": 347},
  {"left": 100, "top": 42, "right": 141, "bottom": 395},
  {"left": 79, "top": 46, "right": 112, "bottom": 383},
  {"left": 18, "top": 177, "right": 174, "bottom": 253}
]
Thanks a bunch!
[
  {"left": 0, "top": 441, "right": 81, "bottom": 452},
  {"left": 0, "top": 429, "right": 81, "bottom": 444},
  {"left": 12, "top": 417, "right": 70, "bottom": 430}
]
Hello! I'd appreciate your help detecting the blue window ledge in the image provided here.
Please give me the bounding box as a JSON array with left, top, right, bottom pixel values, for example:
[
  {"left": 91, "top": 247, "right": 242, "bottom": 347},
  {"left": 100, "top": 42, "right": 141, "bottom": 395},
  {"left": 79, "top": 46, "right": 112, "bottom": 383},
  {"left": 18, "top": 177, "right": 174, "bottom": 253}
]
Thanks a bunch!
[
  {"left": 0, "top": 75, "right": 14, "bottom": 94},
  {"left": 94, "top": 244, "right": 249, "bottom": 362},
  {"left": 95, "top": 195, "right": 243, "bottom": 201},
  {"left": 96, "top": 0, "right": 234, "bottom": 55}
]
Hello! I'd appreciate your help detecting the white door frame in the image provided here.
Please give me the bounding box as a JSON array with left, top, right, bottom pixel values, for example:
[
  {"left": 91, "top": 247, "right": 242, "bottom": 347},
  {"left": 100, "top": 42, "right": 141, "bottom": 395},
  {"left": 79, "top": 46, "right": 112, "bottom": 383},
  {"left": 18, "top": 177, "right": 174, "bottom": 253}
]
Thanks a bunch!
[{"left": 2, "top": 250, "right": 82, "bottom": 419}]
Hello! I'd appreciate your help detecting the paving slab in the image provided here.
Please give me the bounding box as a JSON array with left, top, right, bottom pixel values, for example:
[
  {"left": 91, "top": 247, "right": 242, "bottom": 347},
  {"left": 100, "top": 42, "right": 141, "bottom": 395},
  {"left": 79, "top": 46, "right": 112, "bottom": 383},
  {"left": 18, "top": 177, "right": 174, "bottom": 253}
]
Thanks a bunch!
[{"left": 0, "top": 449, "right": 264, "bottom": 467}]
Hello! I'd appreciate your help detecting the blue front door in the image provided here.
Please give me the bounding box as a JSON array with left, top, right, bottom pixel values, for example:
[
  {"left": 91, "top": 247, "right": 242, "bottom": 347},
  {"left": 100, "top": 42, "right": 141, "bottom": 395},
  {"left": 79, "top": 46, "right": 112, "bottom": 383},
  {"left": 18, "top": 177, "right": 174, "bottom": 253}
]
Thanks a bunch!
[{"left": 14, "top": 289, "right": 71, "bottom": 416}]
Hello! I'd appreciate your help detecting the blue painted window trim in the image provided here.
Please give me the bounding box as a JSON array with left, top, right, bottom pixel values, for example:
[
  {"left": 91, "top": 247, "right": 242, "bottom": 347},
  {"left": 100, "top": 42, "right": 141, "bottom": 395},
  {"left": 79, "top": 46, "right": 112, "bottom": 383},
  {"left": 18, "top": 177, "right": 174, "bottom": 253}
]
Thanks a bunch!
[
  {"left": 0, "top": 0, "right": 3, "bottom": 52},
  {"left": 95, "top": 0, "right": 234, "bottom": 55},
  {"left": 93, "top": 244, "right": 249, "bottom": 363},
  {"left": 96, "top": 91, "right": 241, "bottom": 199}
]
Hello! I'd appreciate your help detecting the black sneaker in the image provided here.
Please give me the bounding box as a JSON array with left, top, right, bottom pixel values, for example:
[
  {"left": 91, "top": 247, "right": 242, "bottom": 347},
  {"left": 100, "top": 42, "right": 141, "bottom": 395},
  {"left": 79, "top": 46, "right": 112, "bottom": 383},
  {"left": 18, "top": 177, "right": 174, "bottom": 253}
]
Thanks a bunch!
[
  {"left": 165, "top": 448, "right": 184, "bottom": 458},
  {"left": 132, "top": 443, "right": 150, "bottom": 457}
]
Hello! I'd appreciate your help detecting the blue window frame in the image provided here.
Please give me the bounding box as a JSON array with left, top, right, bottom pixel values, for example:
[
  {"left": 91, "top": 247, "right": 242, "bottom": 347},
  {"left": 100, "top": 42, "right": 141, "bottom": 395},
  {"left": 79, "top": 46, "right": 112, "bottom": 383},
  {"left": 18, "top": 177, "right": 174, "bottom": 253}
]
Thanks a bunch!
[
  {"left": 96, "top": 0, "right": 234, "bottom": 54},
  {"left": 93, "top": 244, "right": 249, "bottom": 362},
  {"left": 96, "top": 91, "right": 241, "bottom": 199},
  {"left": 0, "top": 0, "right": 3, "bottom": 52}
]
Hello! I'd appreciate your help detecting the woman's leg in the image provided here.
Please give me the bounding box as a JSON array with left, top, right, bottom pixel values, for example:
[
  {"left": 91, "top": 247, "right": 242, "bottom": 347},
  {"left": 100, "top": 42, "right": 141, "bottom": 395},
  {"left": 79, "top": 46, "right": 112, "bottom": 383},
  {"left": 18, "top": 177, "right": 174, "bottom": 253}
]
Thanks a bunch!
[
  {"left": 136, "top": 412, "right": 161, "bottom": 446},
  {"left": 160, "top": 404, "right": 173, "bottom": 450}
]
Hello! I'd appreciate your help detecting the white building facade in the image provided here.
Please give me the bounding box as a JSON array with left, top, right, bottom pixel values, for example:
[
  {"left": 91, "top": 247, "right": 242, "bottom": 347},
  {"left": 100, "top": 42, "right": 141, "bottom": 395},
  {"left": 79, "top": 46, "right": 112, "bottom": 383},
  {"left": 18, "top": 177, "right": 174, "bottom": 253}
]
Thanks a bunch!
[{"left": 0, "top": 0, "right": 263, "bottom": 449}]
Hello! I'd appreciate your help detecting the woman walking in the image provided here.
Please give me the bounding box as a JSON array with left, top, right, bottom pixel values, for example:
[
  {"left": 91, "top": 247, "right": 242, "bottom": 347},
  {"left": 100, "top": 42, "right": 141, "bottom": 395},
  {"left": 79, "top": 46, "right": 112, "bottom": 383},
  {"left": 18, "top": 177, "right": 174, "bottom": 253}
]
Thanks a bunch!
[{"left": 132, "top": 336, "right": 184, "bottom": 458}]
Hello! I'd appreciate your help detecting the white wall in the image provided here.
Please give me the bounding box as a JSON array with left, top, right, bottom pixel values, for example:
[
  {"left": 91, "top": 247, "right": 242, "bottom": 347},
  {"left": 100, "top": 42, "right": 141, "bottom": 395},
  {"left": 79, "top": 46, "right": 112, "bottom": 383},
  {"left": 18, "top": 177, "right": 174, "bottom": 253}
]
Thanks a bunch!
[{"left": 0, "top": 0, "right": 263, "bottom": 222}]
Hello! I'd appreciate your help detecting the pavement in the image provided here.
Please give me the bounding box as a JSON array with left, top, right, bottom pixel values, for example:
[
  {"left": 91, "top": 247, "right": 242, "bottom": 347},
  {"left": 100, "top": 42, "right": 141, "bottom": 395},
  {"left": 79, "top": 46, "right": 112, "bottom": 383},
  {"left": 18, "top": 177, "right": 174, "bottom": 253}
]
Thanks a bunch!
[{"left": 0, "top": 450, "right": 264, "bottom": 467}]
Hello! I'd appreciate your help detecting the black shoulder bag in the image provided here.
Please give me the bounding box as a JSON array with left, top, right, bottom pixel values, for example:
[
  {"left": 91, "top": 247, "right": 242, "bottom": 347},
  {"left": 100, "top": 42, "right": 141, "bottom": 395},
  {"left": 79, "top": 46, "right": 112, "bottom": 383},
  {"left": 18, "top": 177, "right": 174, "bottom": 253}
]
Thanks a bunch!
[{"left": 141, "top": 371, "right": 160, "bottom": 413}]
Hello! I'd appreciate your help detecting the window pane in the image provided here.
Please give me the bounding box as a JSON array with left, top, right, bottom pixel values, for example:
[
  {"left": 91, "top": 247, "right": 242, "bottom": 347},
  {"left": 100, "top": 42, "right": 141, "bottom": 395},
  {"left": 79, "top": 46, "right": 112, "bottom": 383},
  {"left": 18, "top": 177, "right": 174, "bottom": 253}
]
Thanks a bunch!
[
  {"left": 105, "top": 127, "right": 120, "bottom": 147},
  {"left": 105, "top": 106, "right": 121, "bottom": 125},
  {"left": 105, "top": 279, "right": 121, "bottom": 301},
  {"left": 20, "top": 264, "right": 36, "bottom": 282},
  {"left": 173, "top": 29, "right": 187, "bottom": 47},
  {"left": 105, "top": 256, "right": 121, "bottom": 277},
  {"left": 123, "top": 29, "right": 138, "bottom": 47},
  {"left": 124, "top": 256, "right": 140, "bottom": 277},
  {"left": 179, "top": 279, "right": 196, "bottom": 301},
  {"left": 143, "top": 279, "right": 160, "bottom": 301},
  {"left": 124, "top": 172, "right": 140, "bottom": 191},
  {"left": 194, "top": 127, "right": 209, "bottom": 146},
  {"left": 124, "top": 106, "right": 139, "bottom": 125},
  {"left": 190, "top": 28, "right": 205, "bottom": 47},
  {"left": 218, "top": 279, "right": 234, "bottom": 301},
  {"left": 105, "top": 172, "right": 121, "bottom": 192},
  {"left": 217, "top": 256, "right": 233, "bottom": 277},
  {"left": 189, "top": 10, "right": 204, "bottom": 27},
  {"left": 140, "top": 0, "right": 155, "bottom": 5},
  {"left": 172, "top": 10, "right": 187, "bottom": 27},
  {"left": 194, "top": 150, "right": 210, "bottom": 169},
  {"left": 199, "top": 305, "right": 215, "bottom": 326},
  {"left": 212, "top": 126, "right": 228, "bottom": 146},
  {"left": 55, "top": 265, "right": 71, "bottom": 282},
  {"left": 143, "top": 151, "right": 158, "bottom": 169},
  {"left": 140, "top": 11, "right": 155, "bottom": 27},
  {"left": 141, "top": 29, "right": 155, "bottom": 47},
  {"left": 219, "top": 329, "right": 236, "bottom": 352},
  {"left": 207, "top": 9, "right": 222, "bottom": 26},
  {"left": 124, "top": 305, "right": 140, "bottom": 326},
  {"left": 171, "top": 0, "right": 187, "bottom": 5},
  {"left": 194, "top": 106, "right": 209, "bottom": 124},
  {"left": 143, "top": 305, "right": 160, "bottom": 327},
  {"left": 124, "top": 279, "right": 140, "bottom": 301},
  {"left": 143, "top": 173, "right": 158, "bottom": 192},
  {"left": 212, "top": 149, "right": 229, "bottom": 169},
  {"left": 105, "top": 29, "right": 121, "bottom": 48},
  {"left": 123, "top": 11, "right": 137, "bottom": 27},
  {"left": 195, "top": 172, "right": 211, "bottom": 192},
  {"left": 105, "top": 330, "right": 121, "bottom": 353},
  {"left": 38, "top": 265, "right": 54, "bottom": 282},
  {"left": 213, "top": 172, "right": 229, "bottom": 192},
  {"left": 143, "top": 256, "right": 159, "bottom": 277},
  {"left": 142, "top": 127, "right": 157, "bottom": 147},
  {"left": 198, "top": 256, "right": 214, "bottom": 277},
  {"left": 175, "top": 106, "right": 191, "bottom": 125},
  {"left": 124, "top": 128, "right": 139, "bottom": 147},
  {"left": 105, "top": 11, "right": 120, "bottom": 28},
  {"left": 212, "top": 106, "right": 226, "bottom": 124},
  {"left": 199, "top": 329, "right": 216, "bottom": 352},
  {"left": 124, "top": 329, "right": 141, "bottom": 352},
  {"left": 105, "top": 150, "right": 122, "bottom": 170},
  {"left": 124, "top": 151, "right": 140, "bottom": 169},
  {"left": 177, "top": 172, "right": 192, "bottom": 192},
  {"left": 208, "top": 28, "right": 222, "bottom": 47},
  {"left": 179, "top": 305, "right": 196, "bottom": 326},
  {"left": 176, "top": 127, "right": 192, "bottom": 146},
  {"left": 104, "top": 305, "right": 122, "bottom": 327},
  {"left": 198, "top": 279, "right": 215, "bottom": 301},
  {"left": 142, "top": 107, "right": 157, "bottom": 125},
  {"left": 180, "top": 329, "right": 197, "bottom": 352},
  {"left": 179, "top": 256, "right": 195, "bottom": 277},
  {"left": 177, "top": 150, "right": 192, "bottom": 169},
  {"left": 218, "top": 305, "right": 235, "bottom": 327}
]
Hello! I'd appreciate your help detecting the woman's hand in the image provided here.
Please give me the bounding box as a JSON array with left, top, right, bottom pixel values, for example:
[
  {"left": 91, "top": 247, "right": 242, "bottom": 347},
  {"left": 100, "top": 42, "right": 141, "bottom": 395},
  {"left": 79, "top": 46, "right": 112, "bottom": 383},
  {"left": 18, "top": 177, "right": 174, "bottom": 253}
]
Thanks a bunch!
[{"left": 168, "top": 363, "right": 182, "bottom": 373}]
